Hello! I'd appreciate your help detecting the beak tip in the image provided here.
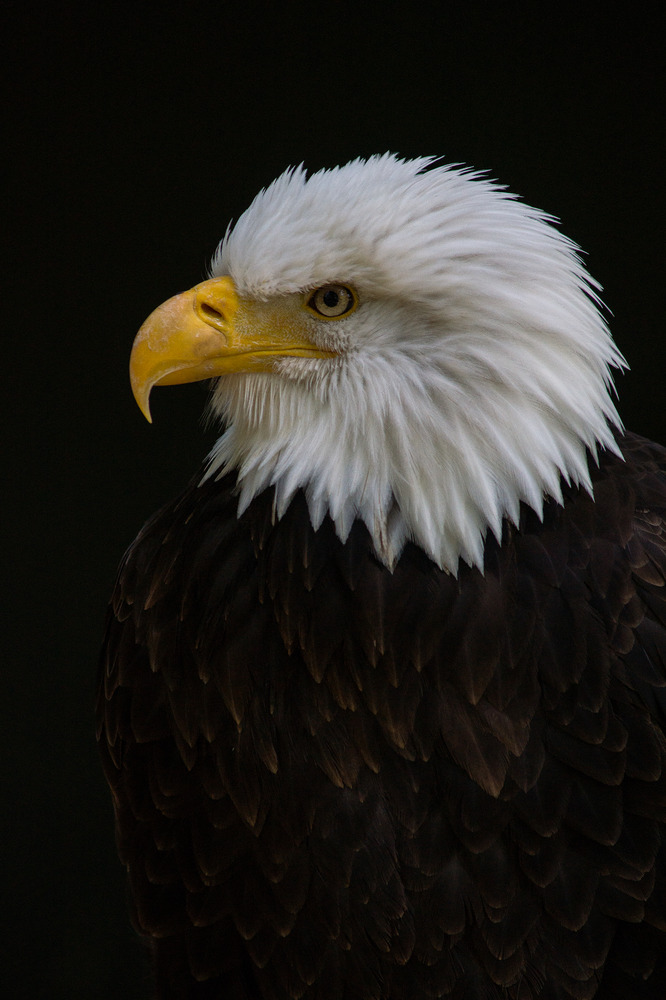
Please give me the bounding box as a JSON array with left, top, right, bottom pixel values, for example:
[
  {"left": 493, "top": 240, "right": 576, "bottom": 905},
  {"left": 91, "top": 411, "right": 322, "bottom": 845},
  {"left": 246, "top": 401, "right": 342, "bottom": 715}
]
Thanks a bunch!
[
  {"left": 131, "top": 382, "right": 154, "bottom": 423},
  {"left": 138, "top": 398, "right": 153, "bottom": 424}
]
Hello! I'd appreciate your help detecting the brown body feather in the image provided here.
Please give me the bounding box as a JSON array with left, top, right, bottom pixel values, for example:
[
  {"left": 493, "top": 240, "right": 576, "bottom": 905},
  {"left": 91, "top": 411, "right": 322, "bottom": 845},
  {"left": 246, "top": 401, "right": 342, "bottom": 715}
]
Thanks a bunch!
[{"left": 98, "top": 432, "right": 666, "bottom": 998}]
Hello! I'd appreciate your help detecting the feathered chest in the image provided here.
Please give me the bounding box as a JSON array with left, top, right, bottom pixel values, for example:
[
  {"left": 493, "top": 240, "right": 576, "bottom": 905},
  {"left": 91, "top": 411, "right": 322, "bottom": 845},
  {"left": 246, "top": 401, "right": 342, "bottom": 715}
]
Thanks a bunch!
[{"left": 98, "top": 436, "right": 666, "bottom": 998}]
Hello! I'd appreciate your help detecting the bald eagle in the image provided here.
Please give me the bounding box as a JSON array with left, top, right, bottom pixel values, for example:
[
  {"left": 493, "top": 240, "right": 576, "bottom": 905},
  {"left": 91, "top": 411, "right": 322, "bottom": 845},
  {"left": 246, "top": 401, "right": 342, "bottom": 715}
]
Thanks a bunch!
[{"left": 98, "top": 156, "right": 666, "bottom": 999}]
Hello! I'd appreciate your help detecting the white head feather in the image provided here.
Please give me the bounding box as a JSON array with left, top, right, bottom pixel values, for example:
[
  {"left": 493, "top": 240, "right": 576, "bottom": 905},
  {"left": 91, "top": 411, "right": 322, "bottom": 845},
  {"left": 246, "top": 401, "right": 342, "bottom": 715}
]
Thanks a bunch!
[{"left": 204, "top": 154, "right": 624, "bottom": 574}]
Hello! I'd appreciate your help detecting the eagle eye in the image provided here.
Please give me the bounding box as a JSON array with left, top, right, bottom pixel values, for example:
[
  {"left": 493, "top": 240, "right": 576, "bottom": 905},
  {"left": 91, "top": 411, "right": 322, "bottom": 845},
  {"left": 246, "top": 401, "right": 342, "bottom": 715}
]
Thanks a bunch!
[{"left": 306, "top": 284, "right": 358, "bottom": 319}]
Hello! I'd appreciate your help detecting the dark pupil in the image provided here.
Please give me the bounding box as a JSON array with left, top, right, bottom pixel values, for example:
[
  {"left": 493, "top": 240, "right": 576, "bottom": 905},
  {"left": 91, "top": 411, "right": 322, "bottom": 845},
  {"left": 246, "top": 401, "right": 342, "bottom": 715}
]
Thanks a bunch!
[{"left": 323, "top": 289, "right": 341, "bottom": 309}]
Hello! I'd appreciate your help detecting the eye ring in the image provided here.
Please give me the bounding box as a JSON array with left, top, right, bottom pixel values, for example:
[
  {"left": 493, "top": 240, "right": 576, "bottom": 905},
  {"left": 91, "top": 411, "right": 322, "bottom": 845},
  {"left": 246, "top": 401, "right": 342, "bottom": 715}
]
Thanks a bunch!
[{"left": 306, "top": 284, "right": 358, "bottom": 319}]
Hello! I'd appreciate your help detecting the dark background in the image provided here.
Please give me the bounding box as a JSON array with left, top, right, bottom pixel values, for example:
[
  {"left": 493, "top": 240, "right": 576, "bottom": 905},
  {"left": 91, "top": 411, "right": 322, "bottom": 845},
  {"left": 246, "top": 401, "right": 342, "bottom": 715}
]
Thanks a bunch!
[{"left": 4, "top": 4, "right": 665, "bottom": 997}]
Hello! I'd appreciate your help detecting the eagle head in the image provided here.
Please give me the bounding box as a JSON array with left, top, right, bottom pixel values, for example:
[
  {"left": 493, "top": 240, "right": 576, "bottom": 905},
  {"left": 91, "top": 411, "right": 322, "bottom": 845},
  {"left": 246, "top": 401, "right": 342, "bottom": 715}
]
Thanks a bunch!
[{"left": 130, "top": 155, "right": 624, "bottom": 572}]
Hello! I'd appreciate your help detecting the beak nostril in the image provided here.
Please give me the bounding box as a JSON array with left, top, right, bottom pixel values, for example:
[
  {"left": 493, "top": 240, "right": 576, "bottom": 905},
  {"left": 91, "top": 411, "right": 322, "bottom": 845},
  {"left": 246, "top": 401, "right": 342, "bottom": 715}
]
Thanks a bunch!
[
  {"left": 199, "top": 301, "right": 224, "bottom": 323},
  {"left": 193, "top": 277, "right": 239, "bottom": 331}
]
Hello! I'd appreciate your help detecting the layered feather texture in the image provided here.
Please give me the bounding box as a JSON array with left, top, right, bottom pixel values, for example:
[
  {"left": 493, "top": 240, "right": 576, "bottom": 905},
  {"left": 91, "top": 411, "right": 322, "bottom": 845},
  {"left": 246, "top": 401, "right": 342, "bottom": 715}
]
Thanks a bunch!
[
  {"left": 99, "top": 435, "right": 666, "bottom": 998},
  {"left": 206, "top": 156, "right": 624, "bottom": 572}
]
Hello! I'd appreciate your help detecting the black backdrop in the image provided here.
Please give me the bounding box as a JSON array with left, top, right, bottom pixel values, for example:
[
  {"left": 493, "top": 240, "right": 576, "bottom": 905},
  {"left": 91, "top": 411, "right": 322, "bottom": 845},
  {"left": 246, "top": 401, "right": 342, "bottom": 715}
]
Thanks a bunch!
[{"left": 4, "top": 4, "right": 665, "bottom": 997}]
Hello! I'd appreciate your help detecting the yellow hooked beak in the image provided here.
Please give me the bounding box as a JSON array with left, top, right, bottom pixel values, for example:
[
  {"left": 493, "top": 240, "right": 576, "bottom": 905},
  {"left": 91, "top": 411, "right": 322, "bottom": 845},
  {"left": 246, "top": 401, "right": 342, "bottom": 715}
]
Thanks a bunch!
[{"left": 130, "top": 276, "right": 336, "bottom": 421}]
